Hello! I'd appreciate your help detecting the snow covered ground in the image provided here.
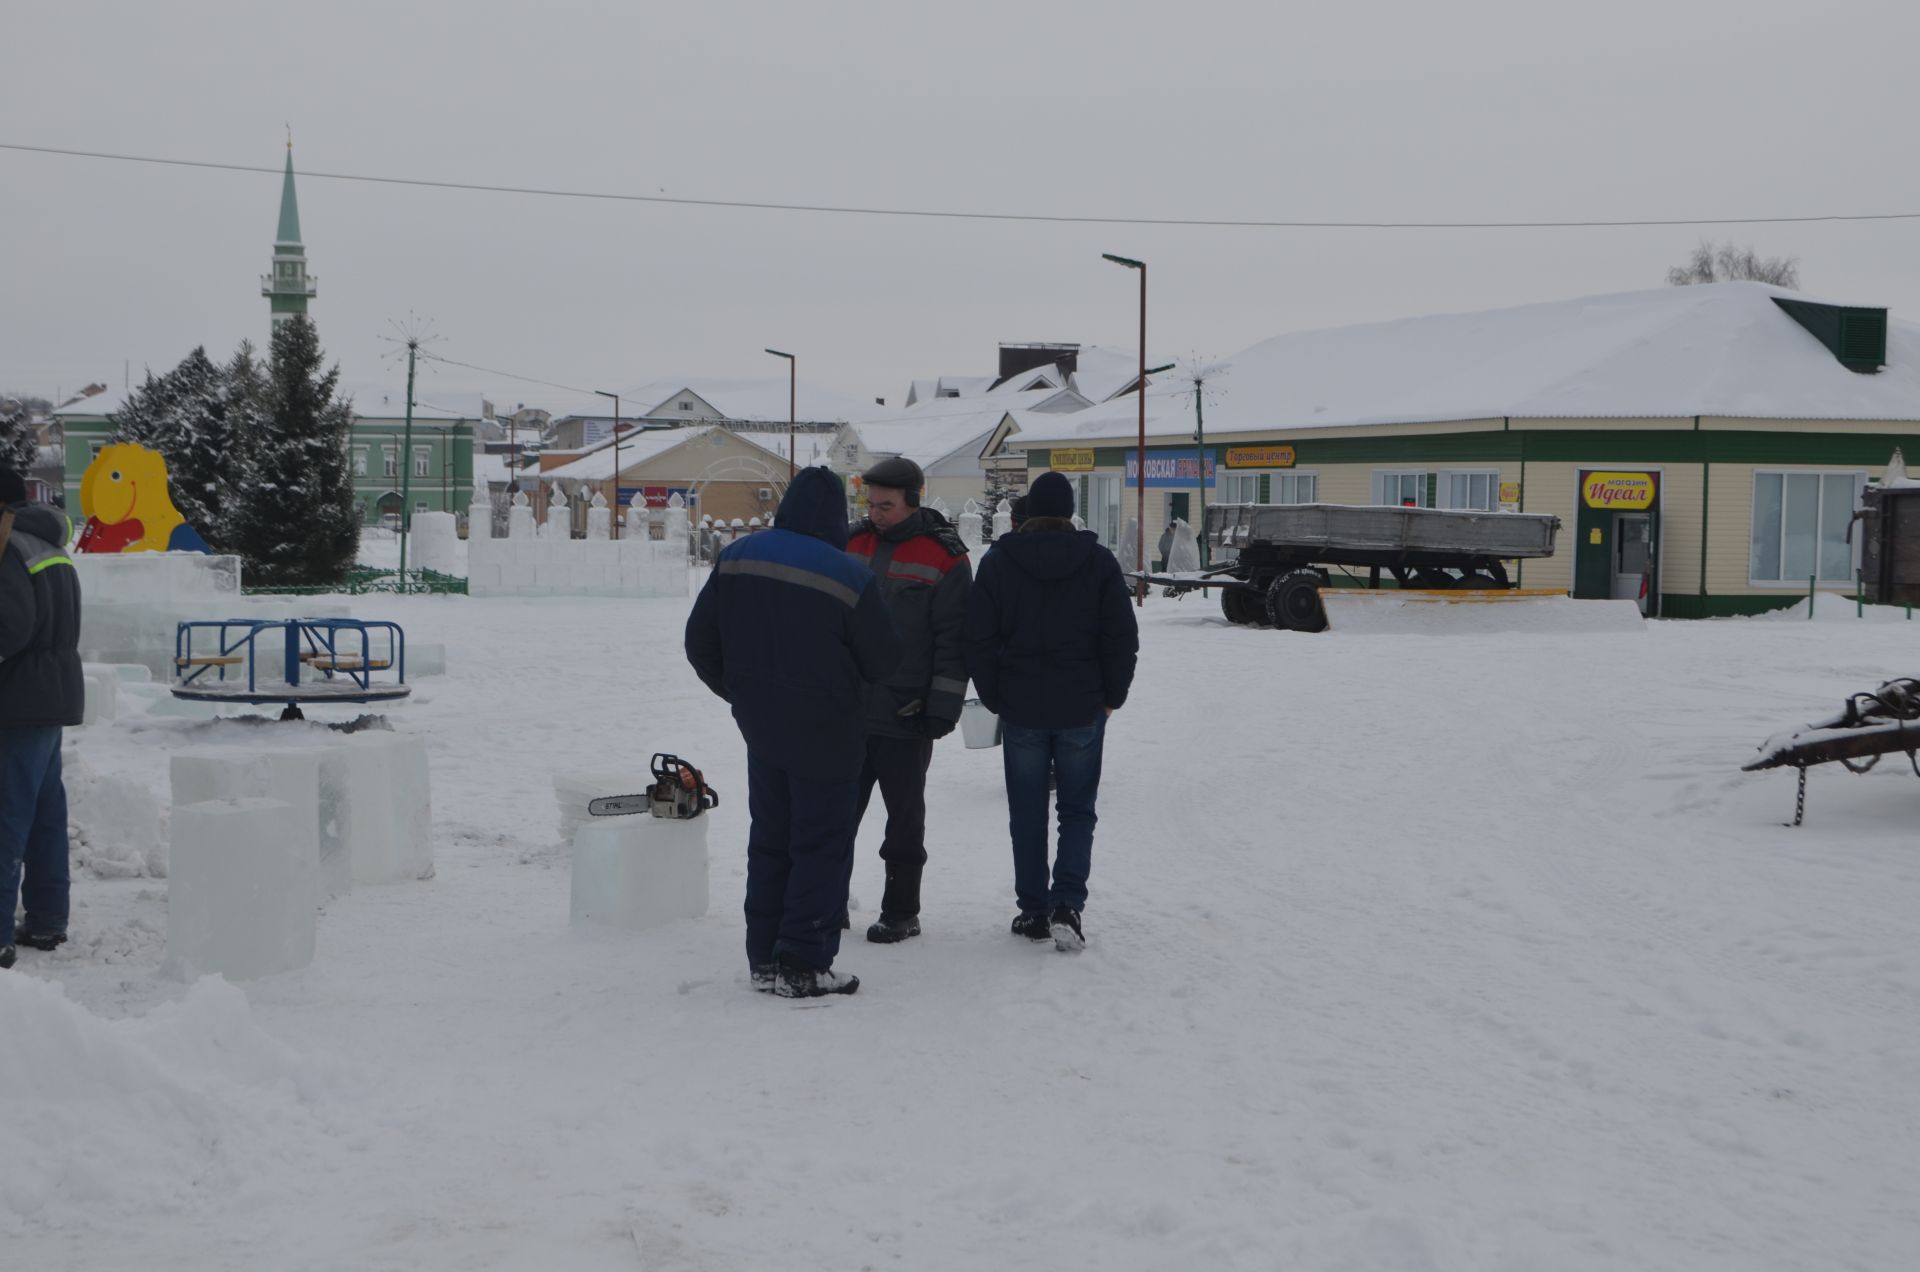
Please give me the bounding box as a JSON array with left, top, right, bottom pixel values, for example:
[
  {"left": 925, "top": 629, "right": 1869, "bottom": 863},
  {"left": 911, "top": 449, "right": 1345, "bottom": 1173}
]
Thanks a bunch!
[{"left": 7, "top": 581, "right": 1920, "bottom": 1270}]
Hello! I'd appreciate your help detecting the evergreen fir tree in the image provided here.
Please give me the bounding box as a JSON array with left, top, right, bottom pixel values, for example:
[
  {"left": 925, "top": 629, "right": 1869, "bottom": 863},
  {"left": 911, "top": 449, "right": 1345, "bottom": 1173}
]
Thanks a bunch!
[
  {"left": 229, "top": 317, "right": 360, "bottom": 585},
  {"left": 0, "top": 397, "right": 36, "bottom": 477},
  {"left": 105, "top": 347, "right": 254, "bottom": 549},
  {"left": 106, "top": 363, "right": 181, "bottom": 451}
]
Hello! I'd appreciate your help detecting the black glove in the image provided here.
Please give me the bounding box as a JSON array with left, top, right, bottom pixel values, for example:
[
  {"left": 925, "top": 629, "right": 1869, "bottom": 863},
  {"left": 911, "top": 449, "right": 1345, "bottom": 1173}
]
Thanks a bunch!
[{"left": 923, "top": 715, "right": 957, "bottom": 741}]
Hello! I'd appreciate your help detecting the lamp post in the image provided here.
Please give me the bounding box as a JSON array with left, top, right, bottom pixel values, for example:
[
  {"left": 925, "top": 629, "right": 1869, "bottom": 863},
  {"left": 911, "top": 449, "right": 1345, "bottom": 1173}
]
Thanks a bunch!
[
  {"left": 765, "top": 349, "right": 796, "bottom": 476},
  {"left": 593, "top": 390, "right": 620, "bottom": 539},
  {"left": 1102, "top": 254, "right": 1148, "bottom": 605}
]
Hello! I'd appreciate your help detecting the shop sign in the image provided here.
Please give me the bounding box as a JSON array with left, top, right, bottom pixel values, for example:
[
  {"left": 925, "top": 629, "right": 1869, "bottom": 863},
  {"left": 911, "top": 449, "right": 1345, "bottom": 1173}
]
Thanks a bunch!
[
  {"left": 1123, "top": 449, "right": 1217, "bottom": 488},
  {"left": 1581, "top": 471, "right": 1656, "bottom": 510},
  {"left": 1225, "top": 445, "right": 1295, "bottom": 469},
  {"left": 1498, "top": 482, "right": 1521, "bottom": 505},
  {"left": 619, "top": 486, "right": 690, "bottom": 508},
  {"left": 1050, "top": 448, "right": 1096, "bottom": 472}
]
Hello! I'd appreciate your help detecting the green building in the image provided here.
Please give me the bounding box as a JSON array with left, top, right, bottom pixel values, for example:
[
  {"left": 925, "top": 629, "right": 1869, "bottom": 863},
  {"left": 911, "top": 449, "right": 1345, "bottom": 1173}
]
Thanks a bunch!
[{"left": 344, "top": 394, "right": 476, "bottom": 526}]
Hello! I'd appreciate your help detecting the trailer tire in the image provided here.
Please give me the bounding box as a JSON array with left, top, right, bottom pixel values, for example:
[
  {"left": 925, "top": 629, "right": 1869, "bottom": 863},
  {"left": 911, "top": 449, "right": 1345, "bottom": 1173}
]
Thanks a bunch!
[
  {"left": 1220, "top": 587, "right": 1260, "bottom": 626},
  {"left": 1266, "top": 569, "right": 1328, "bottom": 632}
]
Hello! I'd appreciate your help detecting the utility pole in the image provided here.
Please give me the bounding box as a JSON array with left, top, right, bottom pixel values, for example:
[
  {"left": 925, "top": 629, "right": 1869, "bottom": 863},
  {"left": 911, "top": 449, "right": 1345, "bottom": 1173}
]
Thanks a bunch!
[
  {"left": 1193, "top": 375, "right": 1209, "bottom": 568},
  {"left": 594, "top": 390, "right": 622, "bottom": 538},
  {"left": 398, "top": 338, "right": 417, "bottom": 591},
  {"left": 1102, "top": 254, "right": 1148, "bottom": 605},
  {"left": 765, "top": 349, "right": 796, "bottom": 476}
]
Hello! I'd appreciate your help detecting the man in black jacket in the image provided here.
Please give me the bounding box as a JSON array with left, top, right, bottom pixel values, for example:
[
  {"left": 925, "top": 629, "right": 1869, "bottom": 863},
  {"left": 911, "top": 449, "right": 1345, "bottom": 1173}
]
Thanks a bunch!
[
  {"left": 963, "top": 471, "right": 1138, "bottom": 951},
  {"left": 845, "top": 457, "right": 972, "bottom": 944},
  {"left": 0, "top": 468, "right": 83, "bottom": 970},
  {"left": 685, "top": 467, "right": 900, "bottom": 998}
]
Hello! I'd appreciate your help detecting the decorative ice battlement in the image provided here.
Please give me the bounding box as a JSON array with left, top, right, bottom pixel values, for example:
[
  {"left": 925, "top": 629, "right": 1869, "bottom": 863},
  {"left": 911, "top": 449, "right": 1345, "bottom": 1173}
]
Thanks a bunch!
[{"left": 466, "top": 490, "right": 689, "bottom": 598}]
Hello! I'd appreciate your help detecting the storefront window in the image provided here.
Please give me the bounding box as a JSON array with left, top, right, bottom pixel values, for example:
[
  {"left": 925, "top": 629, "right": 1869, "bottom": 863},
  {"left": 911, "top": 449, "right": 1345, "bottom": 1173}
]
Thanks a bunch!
[
  {"left": 1271, "top": 472, "right": 1318, "bottom": 504},
  {"left": 1438, "top": 470, "right": 1499, "bottom": 511},
  {"left": 1372, "top": 470, "right": 1427, "bottom": 507},
  {"left": 1749, "top": 470, "right": 1863, "bottom": 584}
]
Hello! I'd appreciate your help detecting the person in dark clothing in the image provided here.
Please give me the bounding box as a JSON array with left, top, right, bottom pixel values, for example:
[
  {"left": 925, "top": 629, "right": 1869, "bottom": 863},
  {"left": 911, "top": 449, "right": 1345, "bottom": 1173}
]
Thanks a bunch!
[
  {"left": 0, "top": 468, "right": 82, "bottom": 971},
  {"left": 845, "top": 456, "right": 973, "bottom": 944},
  {"left": 963, "top": 470, "right": 1138, "bottom": 951},
  {"left": 685, "top": 467, "right": 900, "bottom": 997}
]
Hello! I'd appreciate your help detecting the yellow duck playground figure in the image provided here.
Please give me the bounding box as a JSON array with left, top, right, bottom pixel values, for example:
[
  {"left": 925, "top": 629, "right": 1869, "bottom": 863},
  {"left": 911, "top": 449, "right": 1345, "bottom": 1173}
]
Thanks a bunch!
[{"left": 75, "top": 442, "right": 211, "bottom": 554}]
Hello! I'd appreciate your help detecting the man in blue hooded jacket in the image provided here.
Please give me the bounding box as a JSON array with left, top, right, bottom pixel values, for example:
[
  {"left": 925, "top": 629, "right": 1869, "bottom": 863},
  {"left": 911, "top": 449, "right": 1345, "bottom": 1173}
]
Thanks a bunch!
[{"left": 686, "top": 467, "right": 900, "bottom": 997}]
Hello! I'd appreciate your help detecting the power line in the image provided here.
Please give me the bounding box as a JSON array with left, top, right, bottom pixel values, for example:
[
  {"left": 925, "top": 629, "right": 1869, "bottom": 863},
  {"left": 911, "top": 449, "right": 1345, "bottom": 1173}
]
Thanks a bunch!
[
  {"left": 415, "top": 351, "right": 593, "bottom": 396},
  {"left": 5, "top": 140, "right": 1919, "bottom": 231}
]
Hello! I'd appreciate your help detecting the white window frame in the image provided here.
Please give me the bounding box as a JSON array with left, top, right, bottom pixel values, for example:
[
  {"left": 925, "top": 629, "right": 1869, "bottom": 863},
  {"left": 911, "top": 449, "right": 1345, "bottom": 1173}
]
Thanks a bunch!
[
  {"left": 1371, "top": 469, "right": 1428, "bottom": 508},
  {"left": 352, "top": 447, "right": 368, "bottom": 477},
  {"left": 414, "top": 501, "right": 429, "bottom": 516},
  {"left": 413, "top": 446, "right": 431, "bottom": 478},
  {"left": 1748, "top": 469, "right": 1866, "bottom": 586},
  {"left": 383, "top": 446, "right": 398, "bottom": 478},
  {"left": 1437, "top": 469, "right": 1500, "bottom": 511},
  {"left": 1270, "top": 471, "right": 1319, "bottom": 505}
]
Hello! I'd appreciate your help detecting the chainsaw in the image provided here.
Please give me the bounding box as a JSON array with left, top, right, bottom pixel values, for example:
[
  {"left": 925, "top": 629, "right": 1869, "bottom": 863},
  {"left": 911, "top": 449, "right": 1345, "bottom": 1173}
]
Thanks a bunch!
[{"left": 588, "top": 753, "right": 720, "bottom": 820}]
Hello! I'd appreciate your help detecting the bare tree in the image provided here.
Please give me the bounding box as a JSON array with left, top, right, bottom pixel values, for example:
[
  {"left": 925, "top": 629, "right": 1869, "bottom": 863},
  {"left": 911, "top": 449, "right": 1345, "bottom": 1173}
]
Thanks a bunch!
[{"left": 1666, "top": 240, "right": 1800, "bottom": 289}]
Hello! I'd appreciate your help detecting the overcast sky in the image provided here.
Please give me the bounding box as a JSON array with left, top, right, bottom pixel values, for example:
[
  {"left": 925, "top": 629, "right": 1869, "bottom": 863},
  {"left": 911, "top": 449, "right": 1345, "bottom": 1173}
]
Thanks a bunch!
[{"left": 5, "top": 0, "right": 1918, "bottom": 412}]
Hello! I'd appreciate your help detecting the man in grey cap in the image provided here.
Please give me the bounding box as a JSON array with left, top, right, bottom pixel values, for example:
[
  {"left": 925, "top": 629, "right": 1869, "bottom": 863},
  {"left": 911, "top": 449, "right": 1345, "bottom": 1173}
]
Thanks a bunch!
[{"left": 845, "top": 456, "right": 973, "bottom": 943}]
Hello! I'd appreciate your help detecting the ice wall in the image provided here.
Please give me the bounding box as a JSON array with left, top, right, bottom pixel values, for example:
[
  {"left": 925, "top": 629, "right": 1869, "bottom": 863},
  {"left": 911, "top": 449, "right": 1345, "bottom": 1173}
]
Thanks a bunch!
[
  {"left": 72, "top": 553, "right": 242, "bottom": 679},
  {"left": 407, "top": 511, "right": 460, "bottom": 576},
  {"left": 466, "top": 533, "right": 689, "bottom": 598}
]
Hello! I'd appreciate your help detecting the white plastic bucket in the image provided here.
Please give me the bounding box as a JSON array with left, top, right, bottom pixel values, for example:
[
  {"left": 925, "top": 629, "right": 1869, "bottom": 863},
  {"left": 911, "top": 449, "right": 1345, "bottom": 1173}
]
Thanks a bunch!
[{"left": 959, "top": 698, "right": 1002, "bottom": 749}]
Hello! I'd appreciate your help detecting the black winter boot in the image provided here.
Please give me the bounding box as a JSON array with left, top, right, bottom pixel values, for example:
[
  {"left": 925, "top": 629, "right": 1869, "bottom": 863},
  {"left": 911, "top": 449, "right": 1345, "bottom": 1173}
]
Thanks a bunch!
[
  {"left": 0, "top": 945, "right": 14, "bottom": 970},
  {"left": 865, "top": 914, "right": 921, "bottom": 944},
  {"left": 772, "top": 953, "right": 860, "bottom": 998},
  {"left": 1010, "top": 911, "right": 1051, "bottom": 941},
  {"left": 750, "top": 962, "right": 777, "bottom": 992},
  {"left": 16, "top": 931, "right": 65, "bottom": 952},
  {"left": 1049, "top": 905, "right": 1085, "bottom": 952}
]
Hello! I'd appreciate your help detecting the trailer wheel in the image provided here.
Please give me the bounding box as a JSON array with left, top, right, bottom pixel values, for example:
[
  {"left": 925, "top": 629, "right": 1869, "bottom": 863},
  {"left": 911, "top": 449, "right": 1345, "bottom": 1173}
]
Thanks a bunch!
[
  {"left": 1458, "top": 572, "right": 1500, "bottom": 589},
  {"left": 1266, "top": 569, "right": 1328, "bottom": 632},
  {"left": 1220, "top": 587, "right": 1256, "bottom": 625}
]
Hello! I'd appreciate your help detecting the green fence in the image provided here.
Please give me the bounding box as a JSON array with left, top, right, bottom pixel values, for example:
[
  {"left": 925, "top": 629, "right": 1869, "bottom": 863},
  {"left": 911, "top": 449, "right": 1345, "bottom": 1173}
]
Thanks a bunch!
[{"left": 244, "top": 566, "right": 468, "bottom": 597}]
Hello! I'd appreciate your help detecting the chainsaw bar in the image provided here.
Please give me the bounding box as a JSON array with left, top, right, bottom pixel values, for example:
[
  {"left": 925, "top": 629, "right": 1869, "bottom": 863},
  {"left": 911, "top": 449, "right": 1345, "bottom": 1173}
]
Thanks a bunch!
[{"left": 587, "top": 795, "right": 652, "bottom": 817}]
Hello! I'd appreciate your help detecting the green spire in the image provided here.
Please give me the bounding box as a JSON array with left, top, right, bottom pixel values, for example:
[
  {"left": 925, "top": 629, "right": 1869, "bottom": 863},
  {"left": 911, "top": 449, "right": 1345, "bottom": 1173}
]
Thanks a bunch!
[{"left": 276, "top": 143, "right": 303, "bottom": 246}]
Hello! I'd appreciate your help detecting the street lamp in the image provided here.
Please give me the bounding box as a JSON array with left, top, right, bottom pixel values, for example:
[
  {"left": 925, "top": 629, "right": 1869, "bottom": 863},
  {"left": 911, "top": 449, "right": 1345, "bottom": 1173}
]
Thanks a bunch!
[
  {"left": 1103, "top": 254, "right": 1148, "bottom": 605},
  {"left": 765, "top": 349, "right": 795, "bottom": 477},
  {"left": 593, "top": 390, "right": 620, "bottom": 539}
]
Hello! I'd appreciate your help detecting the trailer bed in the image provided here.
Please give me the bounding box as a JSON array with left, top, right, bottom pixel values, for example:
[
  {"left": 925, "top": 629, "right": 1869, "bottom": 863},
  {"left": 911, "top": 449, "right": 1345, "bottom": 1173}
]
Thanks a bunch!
[{"left": 1209, "top": 503, "right": 1560, "bottom": 559}]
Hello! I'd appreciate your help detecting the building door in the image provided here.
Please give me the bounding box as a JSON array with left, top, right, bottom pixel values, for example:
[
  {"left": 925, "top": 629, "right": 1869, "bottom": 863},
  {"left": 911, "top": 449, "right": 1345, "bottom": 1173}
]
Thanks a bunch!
[
  {"left": 1612, "top": 512, "right": 1654, "bottom": 612},
  {"left": 1574, "top": 470, "right": 1660, "bottom": 615}
]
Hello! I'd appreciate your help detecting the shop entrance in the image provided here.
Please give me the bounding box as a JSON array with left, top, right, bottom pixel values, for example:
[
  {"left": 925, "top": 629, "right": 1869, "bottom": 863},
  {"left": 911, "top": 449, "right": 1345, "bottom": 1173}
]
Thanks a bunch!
[{"left": 1573, "top": 470, "right": 1660, "bottom": 616}]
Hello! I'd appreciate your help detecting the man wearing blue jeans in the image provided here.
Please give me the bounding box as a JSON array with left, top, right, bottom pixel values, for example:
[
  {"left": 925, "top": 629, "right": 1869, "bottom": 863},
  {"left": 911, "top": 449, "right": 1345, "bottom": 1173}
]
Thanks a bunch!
[
  {"left": 0, "top": 468, "right": 83, "bottom": 971},
  {"left": 964, "top": 471, "right": 1138, "bottom": 950}
]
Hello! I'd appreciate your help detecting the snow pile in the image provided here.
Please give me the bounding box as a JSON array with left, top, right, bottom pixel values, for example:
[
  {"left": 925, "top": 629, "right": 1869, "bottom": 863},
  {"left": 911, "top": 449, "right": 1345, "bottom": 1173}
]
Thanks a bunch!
[
  {"left": 64, "top": 744, "right": 168, "bottom": 878},
  {"left": 1321, "top": 591, "right": 1644, "bottom": 635},
  {"left": 0, "top": 975, "right": 348, "bottom": 1233},
  {"left": 1755, "top": 591, "right": 1916, "bottom": 622}
]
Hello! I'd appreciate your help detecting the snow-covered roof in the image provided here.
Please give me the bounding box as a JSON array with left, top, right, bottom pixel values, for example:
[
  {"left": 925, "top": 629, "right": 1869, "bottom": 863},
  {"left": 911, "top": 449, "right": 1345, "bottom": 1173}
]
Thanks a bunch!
[
  {"left": 1011, "top": 283, "right": 1920, "bottom": 449},
  {"left": 735, "top": 428, "right": 843, "bottom": 469},
  {"left": 344, "top": 386, "right": 476, "bottom": 423},
  {"left": 624, "top": 377, "right": 885, "bottom": 425},
  {"left": 541, "top": 426, "right": 728, "bottom": 482},
  {"left": 852, "top": 403, "right": 1012, "bottom": 468},
  {"left": 50, "top": 386, "right": 132, "bottom": 419},
  {"left": 1068, "top": 345, "right": 1160, "bottom": 403}
]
